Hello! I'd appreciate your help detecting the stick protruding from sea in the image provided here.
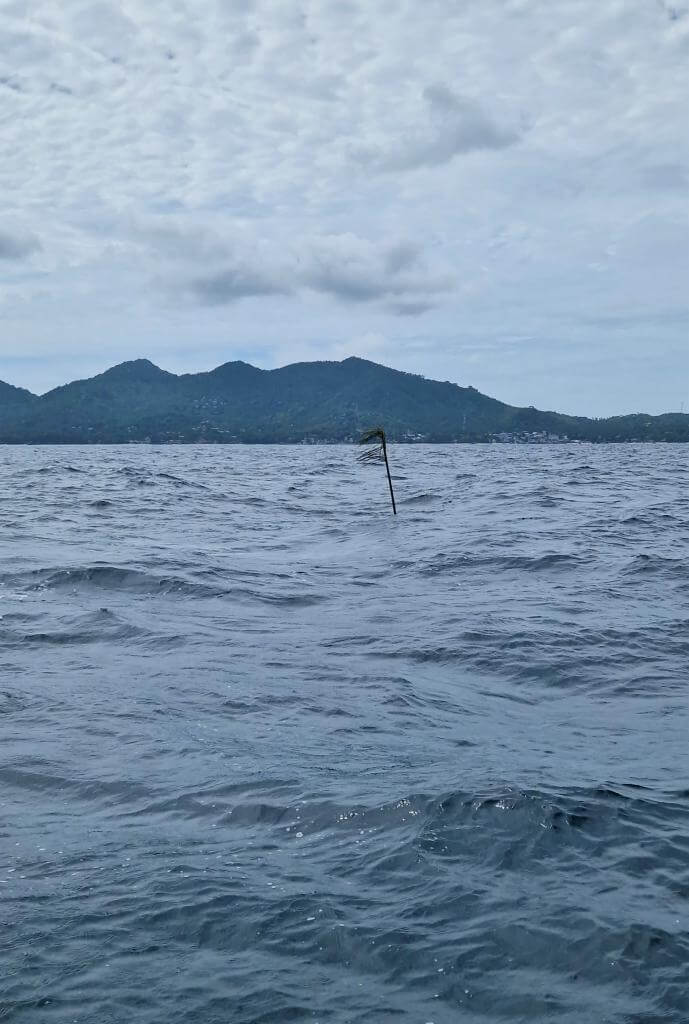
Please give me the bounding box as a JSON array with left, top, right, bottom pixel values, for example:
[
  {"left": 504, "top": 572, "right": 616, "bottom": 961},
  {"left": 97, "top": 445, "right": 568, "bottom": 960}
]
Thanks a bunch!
[{"left": 357, "top": 427, "right": 397, "bottom": 515}]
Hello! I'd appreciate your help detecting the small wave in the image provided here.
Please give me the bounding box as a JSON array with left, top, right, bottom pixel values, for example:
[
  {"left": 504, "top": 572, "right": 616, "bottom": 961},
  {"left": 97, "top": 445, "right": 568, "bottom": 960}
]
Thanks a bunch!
[
  {"left": 503, "top": 552, "right": 586, "bottom": 571},
  {"left": 34, "top": 464, "right": 85, "bottom": 475},
  {"left": 156, "top": 471, "right": 210, "bottom": 489},
  {"left": 259, "top": 591, "right": 329, "bottom": 607},
  {"left": 129, "top": 778, "right": 300, "bottom": 823},
  {"left": 622, "top": 512, "right": 681, "bottom": 525},
  {"left": 400, "top": 492, "right": 441, "bottom": 506},
  {"left": 0, "top": 763, "right": 157, "bottom": 807},
  {"left": 419, "top": 551, "right": 586, "bottom": 576},
  {"left": 14, "top": 608, "right": 154, "bottom": 648},
  {"left": 621, "top": 554, "right": 688, "bottom": 579},
  {"left": 115, "top": 466, "right": 156, "bottom": 486},
  {"left": 0, "top": 690, "right": 27, "bottom": 715},
  {"left": 413, "top": 783, "right": 684, "bottom": 869},
  {"left": 21, "top": 565, "right": 330, "bottom": 608},
  {"left": 27, "top": 565, "right": 225, "bottom": 598},
  {"left": 236, "top": 496, "right": 270, "bottom": 506}
]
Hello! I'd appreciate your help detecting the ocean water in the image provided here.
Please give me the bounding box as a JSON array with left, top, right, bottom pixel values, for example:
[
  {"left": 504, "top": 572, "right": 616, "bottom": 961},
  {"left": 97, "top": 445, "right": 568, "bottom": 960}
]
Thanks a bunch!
[{"left": 1, "top": 443, "right": 687, "bottom": 1024}]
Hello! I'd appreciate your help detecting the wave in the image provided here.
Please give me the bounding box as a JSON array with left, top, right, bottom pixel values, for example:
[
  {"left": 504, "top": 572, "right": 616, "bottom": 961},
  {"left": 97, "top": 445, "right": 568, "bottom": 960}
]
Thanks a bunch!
[
  {"left": 400, "top": 492, "right": 441, "bottom": 506},
  {"left": 620, "top": 554, "right": 688, "bottom": 579},
  {"left": 27, "top": 565, "right": 223, "bottom": 597},
  {"left": 0, "top": 608, "right": 161, "bottom": 650},
  {"left": 17, "top": 564, "right": 329, "bottom": 607},
  {"left": 0, "top": 762, "right": 157, "bottom": 806},
  {"left": 418, "top": 551, "right": 588, "bottom": 576},
  {"left": 155, "top": 471, "right": 211, "bottom": 490},
  {"left": 33, "top": 464, "right": 86, "bottom": 475}
]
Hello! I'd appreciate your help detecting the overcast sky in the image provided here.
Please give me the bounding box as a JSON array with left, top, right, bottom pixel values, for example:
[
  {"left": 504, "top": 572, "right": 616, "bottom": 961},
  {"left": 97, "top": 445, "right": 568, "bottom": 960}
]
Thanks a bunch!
[{"left": 1, "top": 0, "right": 687, "bottom": 415}]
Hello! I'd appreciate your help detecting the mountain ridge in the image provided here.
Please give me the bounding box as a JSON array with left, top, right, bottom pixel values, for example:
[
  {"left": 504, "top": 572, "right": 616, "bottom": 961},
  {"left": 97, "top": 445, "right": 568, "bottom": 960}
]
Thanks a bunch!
[{"left": 0, "top": 357, "right": 686, "bottom": 443}]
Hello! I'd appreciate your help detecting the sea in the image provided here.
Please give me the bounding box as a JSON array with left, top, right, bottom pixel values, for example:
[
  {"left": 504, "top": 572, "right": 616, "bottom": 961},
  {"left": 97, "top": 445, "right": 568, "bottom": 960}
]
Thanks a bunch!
[{"left": 1, "top": 443, "right": 687, "bottom": 1024}]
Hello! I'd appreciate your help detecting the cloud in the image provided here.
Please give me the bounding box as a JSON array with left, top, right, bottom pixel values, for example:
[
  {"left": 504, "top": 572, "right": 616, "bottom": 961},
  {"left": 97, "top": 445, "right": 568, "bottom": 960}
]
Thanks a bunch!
[
  {"left": 353, "top": 85, "right": 520, "bottom": 172},
  {"left": 387, "top": 301, "right": 435, "bottom": 317},
  {"left": 70, "top": 2, "right": 138, "bottom": 62},
  {"left": 190, "top": 266, "right": 287, "bottom": 303},
  {"left": 642, "top": 163, "right": 689, "bottom": 191},
  {"left": 0, "top": 226, "right": 41, "bottom": 260},
  {"left": 134, "top": 220, "right": 233, "bottom": 264},
  {"left": 301, "top": 233, "right": 448, "bottom": 304},
  {"left": 183, "top": 231, "right": 452, "bottom": 311},
  {"left": 385, "top": 242, "right": 423, "bottom": 274}
]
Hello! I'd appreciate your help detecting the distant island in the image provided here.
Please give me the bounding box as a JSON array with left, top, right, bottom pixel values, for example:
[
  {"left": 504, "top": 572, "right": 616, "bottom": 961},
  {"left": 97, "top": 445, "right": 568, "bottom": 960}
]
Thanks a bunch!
[{"left": 0, "top": 357, "right": 687, "bottom": 444}]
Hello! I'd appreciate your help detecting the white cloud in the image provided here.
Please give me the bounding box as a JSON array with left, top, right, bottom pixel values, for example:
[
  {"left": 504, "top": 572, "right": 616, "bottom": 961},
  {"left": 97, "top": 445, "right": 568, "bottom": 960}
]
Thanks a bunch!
[{"left": 0, "top": 0, "right": 686, "bottom": 413}]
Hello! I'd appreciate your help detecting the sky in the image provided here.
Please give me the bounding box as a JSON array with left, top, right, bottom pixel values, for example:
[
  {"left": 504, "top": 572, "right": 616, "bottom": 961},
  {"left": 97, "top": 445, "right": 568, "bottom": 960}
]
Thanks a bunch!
[{"left": 1, "top": 0, "right": 688, "bottom": 415}]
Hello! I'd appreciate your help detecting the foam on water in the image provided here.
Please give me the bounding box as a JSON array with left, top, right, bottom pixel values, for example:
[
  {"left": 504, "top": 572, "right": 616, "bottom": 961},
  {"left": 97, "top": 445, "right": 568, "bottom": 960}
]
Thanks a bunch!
[{"left": 0, "top": 443, "right": 687, "bottom": 1023}]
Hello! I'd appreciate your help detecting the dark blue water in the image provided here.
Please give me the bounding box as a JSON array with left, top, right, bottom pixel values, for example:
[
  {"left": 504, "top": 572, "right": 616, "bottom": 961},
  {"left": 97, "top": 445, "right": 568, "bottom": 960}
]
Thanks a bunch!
[{"left": 1, "top": 444, "right": 688, "bottom": 1024}]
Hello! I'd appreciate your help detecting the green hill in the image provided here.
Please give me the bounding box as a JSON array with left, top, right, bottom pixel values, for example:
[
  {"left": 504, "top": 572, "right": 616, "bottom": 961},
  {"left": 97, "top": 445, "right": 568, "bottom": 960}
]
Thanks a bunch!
[
  {"left": 0, "top": 356, "right": 686, "bottom": 443},
  {"left": 0, "top": 380, "right": 38, "bottom": 431},
  {"left": 0, "top": 379, "right": 37, "bottom": 408}
]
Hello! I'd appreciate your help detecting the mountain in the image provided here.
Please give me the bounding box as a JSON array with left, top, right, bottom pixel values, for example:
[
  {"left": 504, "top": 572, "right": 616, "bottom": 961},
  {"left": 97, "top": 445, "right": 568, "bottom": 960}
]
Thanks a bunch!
[
  {"left": 0, "top": 379, "right": 37, "bottom": 408},
  {"left": 0, "top": 356, "right": 686, "bottom": 443},
  {"left": 0, "top": 379, "right": 38, "bottom": 431}
]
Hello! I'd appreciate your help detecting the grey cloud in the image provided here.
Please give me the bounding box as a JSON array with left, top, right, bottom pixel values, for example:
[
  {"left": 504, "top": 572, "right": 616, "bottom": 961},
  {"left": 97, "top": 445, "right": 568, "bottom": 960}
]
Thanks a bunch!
[
  {"left": 423, "top": 83, "right": 461, "bottom": 113},
  {"left": 0, "top": 227, "right": 41, "bottom": 260},
  {"left": 137, "top": 220, "right": 231, "bottom": 263},
  {"left": 0, "top": 76, "right": 22, "bottom": 93},
  {"left": 231, "top": 30, "right": 260, "bottom": 61},
  {"left": 642, "top": 163, "right": 688, "bottom": 191},
  {"left": 143, "top": 219, "right": 291, "bottom": 303},
  {"left": 385, "top": 242, "right": 422, "bottom": 274},
  {"left": 190, "top": 267, "right": 289, "bottom": 304},
  {"left": 304, "top": 270, "right": 385, "bottom": 302},
  {"left": 387, "top": 300, "right": 435, "bottom": 317},
  {"left": 303, "top": 263, "right": 447, "bottom": 306},
  {"left": 181, "top": 232, "right": 451, "bottom": 311},
  {"left": 658, "top": 1, "right": 687, "bottom": 22},
  {"left": 300, "top": 235, "right": 452, "bottom": 307},
  {"left": 356, "top": 85, "right": 519, "bottom": 173}
]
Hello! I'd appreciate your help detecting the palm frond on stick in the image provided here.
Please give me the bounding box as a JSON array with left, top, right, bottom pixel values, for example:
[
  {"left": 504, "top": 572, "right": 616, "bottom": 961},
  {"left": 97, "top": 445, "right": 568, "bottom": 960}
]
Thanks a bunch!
[{"left": 357, "top": 427, "right": 397, "bottom": 514}]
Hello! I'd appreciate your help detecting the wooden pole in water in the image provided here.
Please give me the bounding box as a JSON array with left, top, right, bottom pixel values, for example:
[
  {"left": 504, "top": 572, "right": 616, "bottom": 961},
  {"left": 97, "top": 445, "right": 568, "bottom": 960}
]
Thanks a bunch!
[
  {"left": 381, "top": 432, "right": 397, "bottom": 515},
  {"left": 358, "top": 427, "right": 397, "bottom": 515}
]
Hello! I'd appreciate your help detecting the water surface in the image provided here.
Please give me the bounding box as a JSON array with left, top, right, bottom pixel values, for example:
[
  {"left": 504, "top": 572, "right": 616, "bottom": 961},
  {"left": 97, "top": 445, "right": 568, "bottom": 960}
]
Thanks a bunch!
[{"left": 1, "top": 444, "right": 687, "bottom": 1023}]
